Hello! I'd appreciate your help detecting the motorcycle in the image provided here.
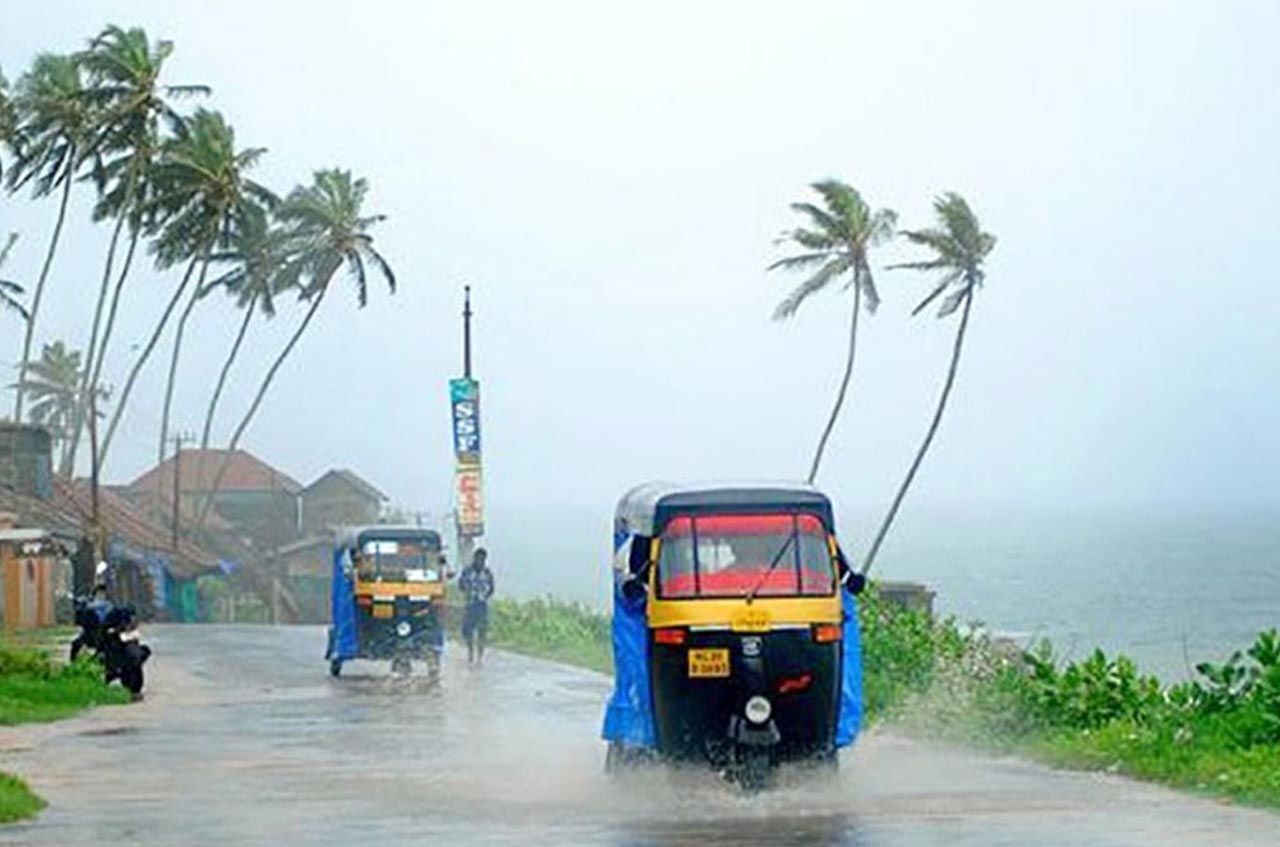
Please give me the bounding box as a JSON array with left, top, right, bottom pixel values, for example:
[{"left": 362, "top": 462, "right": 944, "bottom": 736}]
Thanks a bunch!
[{"left": 71, "top": 595, "right": 151, "bottom": 698}]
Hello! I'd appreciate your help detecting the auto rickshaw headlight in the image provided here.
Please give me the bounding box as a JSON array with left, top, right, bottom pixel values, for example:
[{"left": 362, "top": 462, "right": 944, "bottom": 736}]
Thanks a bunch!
[
  {"left": 745, "top": 695, "right": 772, "bottom": 725},
  {"left": 396, "top": 621, "right": 412, "bottom": 637}
]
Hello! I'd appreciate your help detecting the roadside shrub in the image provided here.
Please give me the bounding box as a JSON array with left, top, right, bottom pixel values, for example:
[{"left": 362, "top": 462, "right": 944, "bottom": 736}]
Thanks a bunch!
[{"left": 1018, "top": 644, "right": 1163, "bottom": 730}]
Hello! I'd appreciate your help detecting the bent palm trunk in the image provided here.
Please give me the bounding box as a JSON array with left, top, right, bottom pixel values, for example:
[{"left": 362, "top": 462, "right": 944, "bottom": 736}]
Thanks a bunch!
[
  {"left": 61, "top": 227, "right": 142, "bottom": 476},
  {"left": 157, "top": 258, "right": 210, "bottom": 463},
  {"left": 199, "top": 295, "right": 256, "bottom": 453},
  {"left": 14, "top": 168, "right": 74, "bottom": 421},
  {"left": 861, "top": 287, "right": 974, "bottom": 576},
  {"left": 196, "top": 286, "right": 329, "bottom": 530},
  {"left": 808, "top": 280, "right": 862, "bottom": 483},
  {"left": 99, "top": 257, "right": 200, "bottom": 468}
]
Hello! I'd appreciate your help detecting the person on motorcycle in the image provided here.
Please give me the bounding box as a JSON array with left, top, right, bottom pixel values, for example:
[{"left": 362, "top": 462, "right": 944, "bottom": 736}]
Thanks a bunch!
[{"left": 70, "top": 582, "right": 114, "bottom": 662}]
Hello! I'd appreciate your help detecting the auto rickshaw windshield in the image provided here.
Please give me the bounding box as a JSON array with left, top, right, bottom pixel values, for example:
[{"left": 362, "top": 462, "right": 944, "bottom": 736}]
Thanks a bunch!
[
  {"left": 357, "top": 539, "right": 441, "bottom": 582},
  {"left": 656, "top": 512, "right": 834, "bottom": 599}
]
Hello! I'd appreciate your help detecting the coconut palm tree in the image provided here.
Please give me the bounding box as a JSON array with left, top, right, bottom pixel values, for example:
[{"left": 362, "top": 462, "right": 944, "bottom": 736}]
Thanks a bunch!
[
  {"left": 0, "top": 66, "right": 15, "bottom": 179},
  {"left": 61, "top": 25, "right": 209, "bottom": 473},
  {"left": 770, "top": 179, "right": 896, "bottom": 483},
  {"left": 860, "top": 192, "right": 996, "bottom": 576},
  {"left": 0, "top": 233, "right": 28, "bottom": 323},
  {"left": 149, "top": 108, "right": 270, "bottom": 464},
  {"left": 196, "top": 169, "right": 394, "bottom": 527},
  {"left": 12, "top": 341, "right": 82, "bottom": 451},
  {"left": 6, "top": 53, "right": 97, "bottom": 422},
  {"left": 197, "top": 201, "right": 298, "bottom": 456},
  {"left": 97, "top": 108, "right": 270, "bottom": 469}
]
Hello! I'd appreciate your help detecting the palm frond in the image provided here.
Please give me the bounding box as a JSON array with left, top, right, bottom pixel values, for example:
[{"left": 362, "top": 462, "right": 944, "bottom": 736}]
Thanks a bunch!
[
  {"left": 909, "top": 272, "right": 960, "bottom": 316},
  {"left": 766, "top": 251, "right": 832, "bottom": 273},
  {"left": 772, "top": 257, "right": 850, "bottom": 320}
]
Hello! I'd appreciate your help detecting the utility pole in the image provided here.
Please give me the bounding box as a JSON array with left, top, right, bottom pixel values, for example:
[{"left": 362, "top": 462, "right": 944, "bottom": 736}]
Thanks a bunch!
[
  {"left": 451, "top": 285, "right": 482, "bottom": 567},
  {"left": 166, "top": 431, "right": 192, "bottom": 555},
  {"left": 88, "top": 389, "right": 104, "bottom": 567},
  {"left": 463, "top": 284, "right": 473, "bottom": 380}
]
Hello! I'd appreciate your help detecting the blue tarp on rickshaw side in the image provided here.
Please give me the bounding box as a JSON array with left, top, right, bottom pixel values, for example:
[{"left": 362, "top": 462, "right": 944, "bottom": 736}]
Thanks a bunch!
[
  {"left": 327, "top": 548, "right": 359, "bottom": 661},
  {"left": 836, "top": 588, "right": 863, "bottom": 747},
  {"left": 601, "top": 581, "right": 657, "bottom": 748}
]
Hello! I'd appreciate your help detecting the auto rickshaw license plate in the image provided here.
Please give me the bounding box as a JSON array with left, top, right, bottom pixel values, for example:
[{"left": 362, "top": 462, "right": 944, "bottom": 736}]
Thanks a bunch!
[
  {"left": 688, "top": 648, "right": 730, "bottom": 678},
  {"left": 372, "top": 604, "right": 393, "bottom": 619},
  {"left": 731, "top": 608, "right": 772, "bottom": 633}
]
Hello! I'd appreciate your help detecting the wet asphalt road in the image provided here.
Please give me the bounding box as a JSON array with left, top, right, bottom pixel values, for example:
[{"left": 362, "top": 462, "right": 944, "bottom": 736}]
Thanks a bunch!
[{"left": 2, "top": 625, "right": 1279, "bottom": 847}]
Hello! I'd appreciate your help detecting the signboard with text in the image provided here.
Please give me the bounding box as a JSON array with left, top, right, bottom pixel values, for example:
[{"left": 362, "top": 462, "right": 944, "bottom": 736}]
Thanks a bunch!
[
  {"left": 454, "top": 463, "right": 484, "bottom": 537},
  {"left": 449, "top": 378, "right": 482, "bottom": 463}
]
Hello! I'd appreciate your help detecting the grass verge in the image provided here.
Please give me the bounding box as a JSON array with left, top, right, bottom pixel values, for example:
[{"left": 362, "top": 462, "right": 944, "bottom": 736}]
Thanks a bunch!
[
  {"left": 476, "top": 589, "right": 1280, "bottom": 810},
  {"left": 0, "top": 773, "right": 44, "bottom": 824},
  {"left": 0, "top": 634, "right": 132, "bottom": 824}
]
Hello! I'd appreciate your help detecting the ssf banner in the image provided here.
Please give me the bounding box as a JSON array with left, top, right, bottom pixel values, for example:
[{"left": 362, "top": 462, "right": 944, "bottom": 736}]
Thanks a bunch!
[
  {"left": 450, "top": 378, "right": 484, "bottom": 537},
  {"left": 449, "top": 378, "right": 481, "bottom": 462}
]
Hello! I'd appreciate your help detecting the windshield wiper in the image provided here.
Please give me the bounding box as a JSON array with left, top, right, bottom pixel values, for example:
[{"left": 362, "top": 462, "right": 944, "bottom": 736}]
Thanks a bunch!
[{"left": 744, "top": 531, "right": 797, "bottom": 605}]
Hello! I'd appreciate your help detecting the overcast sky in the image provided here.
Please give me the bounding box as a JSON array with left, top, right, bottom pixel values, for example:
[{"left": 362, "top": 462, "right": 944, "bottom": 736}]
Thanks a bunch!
[{"left": 2, "top": 1, "right": 1278, "bottom": 540}]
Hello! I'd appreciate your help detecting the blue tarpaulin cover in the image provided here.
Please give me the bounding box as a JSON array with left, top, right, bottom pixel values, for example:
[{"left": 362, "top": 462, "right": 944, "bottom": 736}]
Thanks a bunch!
[
  {"left": 601, "top": 581, "right": 657, "bottom": 747},
  {"left": 327, "top": 548, "right": 358, "bottom": 661},
  {"left": 835, "top": 589, "right": 863, "bottom": 747}
]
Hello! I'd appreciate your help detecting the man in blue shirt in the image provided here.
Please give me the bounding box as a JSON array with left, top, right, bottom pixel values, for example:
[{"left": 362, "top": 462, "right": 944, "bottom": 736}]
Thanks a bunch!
[{"left": 458, "top": 548, "right": 495, "bottom": 666}]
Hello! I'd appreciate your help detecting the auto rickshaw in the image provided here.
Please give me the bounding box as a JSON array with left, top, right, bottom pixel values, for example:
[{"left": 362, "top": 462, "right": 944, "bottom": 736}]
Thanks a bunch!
[
  {"left": 325, "top": 526, "right": 448, "bottom": 678},
  {"left": 602, "top": 483, "right": 864, "bottom": 790}
]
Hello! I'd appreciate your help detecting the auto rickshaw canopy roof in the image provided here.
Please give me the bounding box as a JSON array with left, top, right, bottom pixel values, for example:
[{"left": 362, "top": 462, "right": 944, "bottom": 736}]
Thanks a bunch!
[
  {"left": 614, "top": 482, "right": 835, "bottom": 539},
  {"left": 333, "top": 525, "right": 443, "bottom": 551}
]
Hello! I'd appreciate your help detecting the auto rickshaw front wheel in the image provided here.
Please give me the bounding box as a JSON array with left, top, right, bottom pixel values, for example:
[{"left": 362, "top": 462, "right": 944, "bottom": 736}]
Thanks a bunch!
[
  {"left": 734, "top": 748, "right": 774, "bottom": 793},
  {"left": 329, "top": 659, "right": 343, "bottom": 678},
  {"left": 390, "top": 656, "right": 412, "bottom": 677}
]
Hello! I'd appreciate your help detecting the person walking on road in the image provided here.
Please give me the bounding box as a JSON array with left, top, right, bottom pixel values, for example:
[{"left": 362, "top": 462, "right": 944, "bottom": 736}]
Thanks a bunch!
[{"left": 459, "top": 548, "right": 496, "bottom": 666}]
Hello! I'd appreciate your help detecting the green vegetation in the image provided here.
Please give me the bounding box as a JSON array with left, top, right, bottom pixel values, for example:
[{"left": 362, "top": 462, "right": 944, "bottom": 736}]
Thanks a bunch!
[
  {"left": 0, "top": 639, "right": 130, "bottom": 725},
  {"left": 0, "top": 773, "right": 44, "bottom": 825},
  {"left": 0, "top": 637, "right": 130, "bottom": 823},
  {"left": 861, "top": 587, "right": 1280, "bottom": 809},
  {"left": 486, "top": 597, "right": 613, "bottom": 673},
  {"left": 476, "top": 589, "right": 1280, "bottom": 809}
]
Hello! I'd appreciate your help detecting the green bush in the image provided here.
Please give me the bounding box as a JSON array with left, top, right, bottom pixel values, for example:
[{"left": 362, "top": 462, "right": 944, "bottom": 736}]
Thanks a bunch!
[
  {"left": 0, "top": 641, "right": 131, "bottom": 725},
  {"left": 0, "top": 772, "right": 44, "bottom": 824}
]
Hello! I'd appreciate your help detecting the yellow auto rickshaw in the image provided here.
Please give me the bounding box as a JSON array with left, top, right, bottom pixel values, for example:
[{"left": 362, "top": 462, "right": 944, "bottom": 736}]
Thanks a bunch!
[
  {"left": 602, "top": 483, "right": 864, "bottom": 790},
  {"left": 325, "top": 526, "right": 448, "bottom": 678}
]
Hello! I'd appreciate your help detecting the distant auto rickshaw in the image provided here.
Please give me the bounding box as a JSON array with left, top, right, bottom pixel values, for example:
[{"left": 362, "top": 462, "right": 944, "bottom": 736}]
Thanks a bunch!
[
  {"left": 325, "top": 526, "right": 448, "bottom": 678},
  {"left": 602, "top": 483, "right": 864, "bottom": 790}
]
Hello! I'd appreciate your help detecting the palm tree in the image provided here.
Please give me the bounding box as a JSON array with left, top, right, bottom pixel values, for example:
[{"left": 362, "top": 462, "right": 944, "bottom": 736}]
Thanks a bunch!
[
  {"left": 197, "top": 202, "right": 297, "bottom": 456},
  {"left": 196, "top": 169, "right": 394, "bottom": 527},
  {"left": 0, "top": 66, "right": 15, "bottom": 180},
  {"left": 860, "top": 192, "right": 997, "bottom": 576},
  {"left": 770, "top": 179, "right": 896, "bottom": 483},
  {"left": 97, "top": 108, "right": 270, "bottom": 469},
  {"left": 0, "top": 233, "right": 28, "bottom": 324},
  {"left": 12, "top": 341, "right": 82, "bottom": 451},
  {"left": 6, "top": 53, "right": 97, "bottom": 422},
  {"left": 149, "top": 108, "right": 270, "bottom": 464},
  {"left": 60, "top": 25, "right": 209, "bottom": 473}
]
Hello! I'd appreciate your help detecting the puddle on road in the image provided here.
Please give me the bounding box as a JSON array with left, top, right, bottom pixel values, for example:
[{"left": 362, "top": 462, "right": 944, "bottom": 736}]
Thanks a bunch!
[{"left": 76, "top": 726, "right": 139, "bottom": 738}]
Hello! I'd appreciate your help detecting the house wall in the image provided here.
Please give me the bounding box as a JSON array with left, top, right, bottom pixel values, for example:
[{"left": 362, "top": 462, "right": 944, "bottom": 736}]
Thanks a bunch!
[
  {"left": 199, "top": 490, "right": 300, "bottom": 551},
  {"left": 300, "top": 478, "right": 381, "bottom": 536},
  {"left": 1, "top": 542, "right": 58, "bottom": 629}
]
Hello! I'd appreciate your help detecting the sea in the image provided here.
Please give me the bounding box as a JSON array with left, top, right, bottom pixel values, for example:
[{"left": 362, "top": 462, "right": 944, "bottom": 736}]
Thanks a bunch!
[{"left": 483, "top": 503, "right": 1279, "bottom": 682}]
